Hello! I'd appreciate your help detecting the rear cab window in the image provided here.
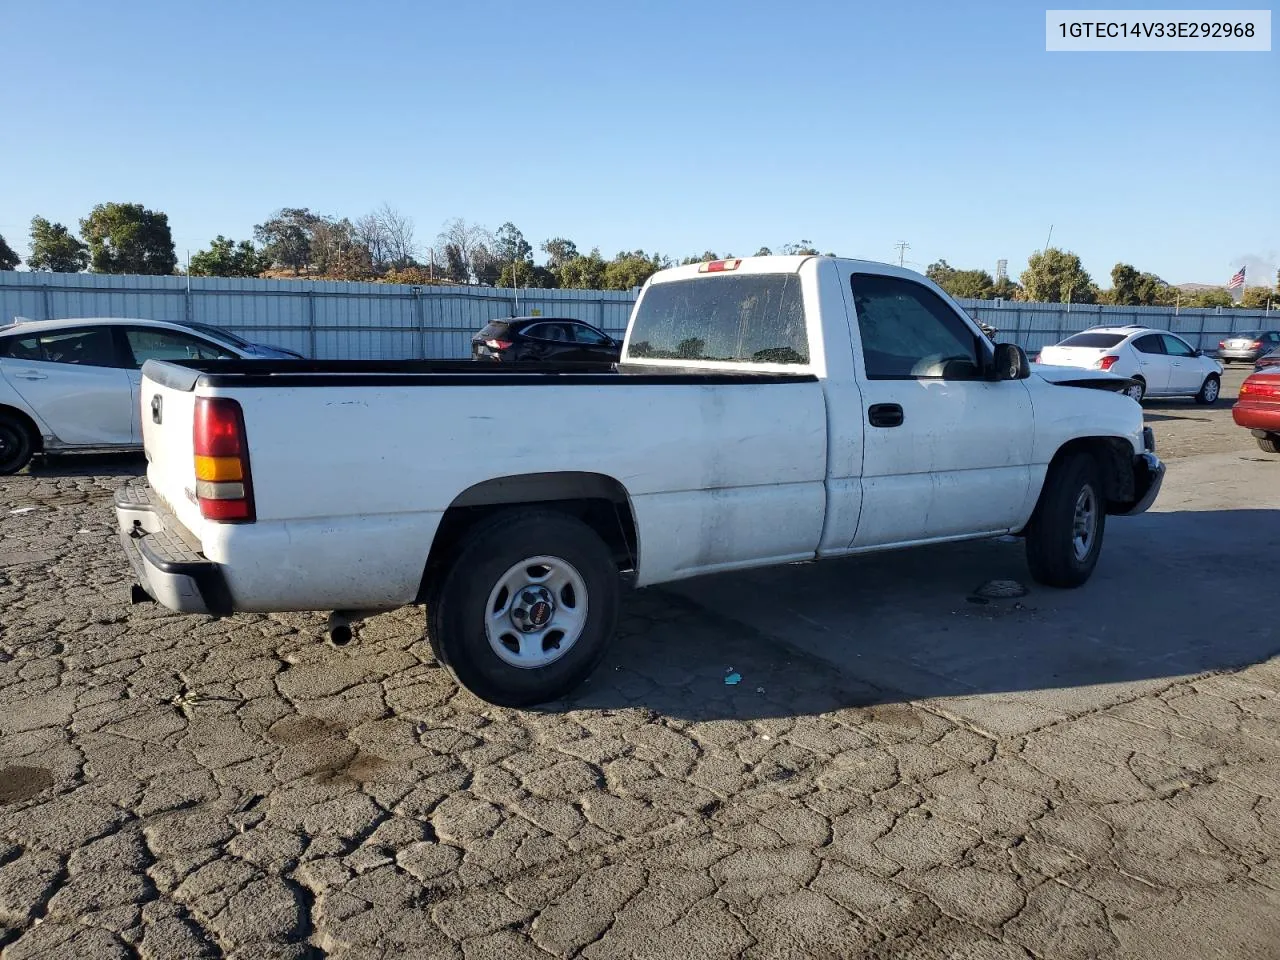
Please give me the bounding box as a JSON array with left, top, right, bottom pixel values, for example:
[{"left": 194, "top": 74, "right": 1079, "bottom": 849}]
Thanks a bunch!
[
  {"left": 626, "top": 272, "right": 809, "bottom": 366},
  {"left": 1058, "top": 332, "right": 1126, "bottom": 348}
]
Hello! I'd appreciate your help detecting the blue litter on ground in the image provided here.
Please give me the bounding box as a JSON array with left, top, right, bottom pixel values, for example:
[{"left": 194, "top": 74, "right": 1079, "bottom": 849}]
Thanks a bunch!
[{"left": 724, "top": 672, "right": 742, "bottom": 685}]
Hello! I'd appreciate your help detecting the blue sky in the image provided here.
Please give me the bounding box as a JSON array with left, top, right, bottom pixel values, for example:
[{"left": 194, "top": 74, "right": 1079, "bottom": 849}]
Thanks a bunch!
[{"left": 1, "top": 0, "right": 1276, "bottom": 286}]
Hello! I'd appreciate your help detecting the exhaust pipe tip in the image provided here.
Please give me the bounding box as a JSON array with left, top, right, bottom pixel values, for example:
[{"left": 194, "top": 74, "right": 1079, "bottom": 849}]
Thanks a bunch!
[{"left": 327, "top": 623, "right": 353, "bottom": 648}]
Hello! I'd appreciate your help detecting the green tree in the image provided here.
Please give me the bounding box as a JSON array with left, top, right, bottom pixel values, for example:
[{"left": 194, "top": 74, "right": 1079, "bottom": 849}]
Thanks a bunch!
[
  {"left": 0, "top": 234, "right": 19, "bottom": 270},
  {"left": 492, "top": 222, "right": 533, "bottom": 266},
  {"left": 254, "top": 208, "right": 318, "bottom": 275},
  {"left": 943, "top": 269, "right": 996, "bottom": 299},
  {"left": 1020, "top": 247, "right": 1095, "bottom": 303},
  {"left": 603, "top": 250, "right": 663, "bottom": 290},
  {"left": 188, "top": 236, "right": 271, "bottom": 278},
  {"left": 497, "top": 261, "right": 555, "bottom": 288},
  {"left": 680, "top": 251, "right": 723, "bottom": 265},
  {"left": 926, "top": 260, "right": 956, "bottom": 286},
  {"left": 540, "top": 237, "right": 579, "bottom": 270},
  {"left": 754, "top": 247, "right": 773, "bottom": 257},
  {"left": 1240, "top": 286, "right": 1276, "bottom": 310},
  {"left": 782, "top": 240, "right": 819, "bottom": 256},
  {"left": 1189, "top": 287, "right": 1234, "bottom": 308},
  {"left": 991, "top": 277, "right": 1022, "bottom": 300},
  {"left": 1110, "top": 263, "right": 1141, "bottom": 305},
  {"left": 27, "top": 216, "right": 89, "bottom": 272},
  {"left": 556, "top": 248, "right": 607, "bottom": 289},
  {"left": 80, "top": 202, "right": 177, "bottom": 275}
]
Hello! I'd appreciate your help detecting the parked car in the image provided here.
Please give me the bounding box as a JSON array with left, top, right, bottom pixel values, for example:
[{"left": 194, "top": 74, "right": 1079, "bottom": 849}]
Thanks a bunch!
[
  {"left": 0, "top": 317, "right": 304, "bottom": 474},
  {"left": 1254, "top": 346, "right": 1280, "bottom": 373},
  {"left": 1233, "top": 370, "right": 1280, "bottom": 453},
  {"left": 1218, "top": 330, "right": 1280, "bottom": 364},
  {"left": 118, "top": 255, "right": 1162, "bottom": 706},
  {"left": 471, "top": 317, "right": 621, "bottom": 363},
  {"left": 1036, "top": 326, "right": 1222, "bottom": 404}
]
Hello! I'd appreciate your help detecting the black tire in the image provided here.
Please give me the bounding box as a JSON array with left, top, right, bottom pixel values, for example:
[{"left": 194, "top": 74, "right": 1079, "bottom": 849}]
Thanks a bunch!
[
  {"left": 1259, "top": 435, "right": 1280, "bottom": 454},
  {"left": 1025, "top": 453, "right": 1106, "bottom": 589},
  {"left": 0, "top": 414, "right": 34, "bottom": 475},
  {"left": 1194, "top": 374, "right": 1221, "bottom": 406},
  {"left": 1123, "top": 378, "right": 1145, "bottom": 403},
  {"left": 427, "top": 509, "right": 619, "bottom": 707}
]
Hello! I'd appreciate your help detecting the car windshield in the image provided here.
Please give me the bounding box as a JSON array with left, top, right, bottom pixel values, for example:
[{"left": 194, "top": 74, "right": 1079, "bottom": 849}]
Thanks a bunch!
[
  {"left": 628, "top": 274, "right": 809, "bottom": 365},
  {"left": 1058, "top": 332, "right": 1126, "bottom": 348},
  {"left": 187, "top": 322, "right": 252, "bottom": 348}
]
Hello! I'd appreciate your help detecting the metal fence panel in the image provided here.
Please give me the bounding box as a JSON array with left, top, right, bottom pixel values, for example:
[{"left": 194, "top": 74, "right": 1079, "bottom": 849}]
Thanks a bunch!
[{"left": 2, "top": 271, "right": 1274, "bottom": 360}]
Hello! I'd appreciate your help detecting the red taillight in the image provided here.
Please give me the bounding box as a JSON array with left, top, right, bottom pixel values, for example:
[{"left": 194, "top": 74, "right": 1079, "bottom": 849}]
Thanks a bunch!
[
  {"left": 194, "top": 397, "right": 254, "bottom": 523},
  {"left": 1033, "top": 353, "right": 1042, "bottom": 363},
  {"left": 1219, "top": 341, "right": 1227, "bottom": 349},
  {"left": 1097, "top": 355, "right": 1120, "bottom": 371},
  {"left": 1240, "top": 377, "right": 1280, "bottom": 400},
  {"left": 1252, "top": 341, "right": 1264, "bottom": 350},
  {"left": 485, "top": 339, "right": 513, "bottom": 350}
]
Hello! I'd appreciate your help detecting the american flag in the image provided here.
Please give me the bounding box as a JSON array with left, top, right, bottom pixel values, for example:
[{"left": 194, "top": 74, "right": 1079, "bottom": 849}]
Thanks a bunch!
[{"left": 1228, "top": 266, "right": 1246, "bottom": 289}]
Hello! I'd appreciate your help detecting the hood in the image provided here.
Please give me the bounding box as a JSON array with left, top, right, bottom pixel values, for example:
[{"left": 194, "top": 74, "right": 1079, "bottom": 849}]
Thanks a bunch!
[{"left": 1031, "top": 363, "right": 1131, "bottom": 391}]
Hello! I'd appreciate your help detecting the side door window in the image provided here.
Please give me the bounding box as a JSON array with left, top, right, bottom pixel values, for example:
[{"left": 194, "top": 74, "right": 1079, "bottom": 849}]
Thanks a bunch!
[
  {"left": 1133, "top": 334, "right": 1166, "bottom": 355},
  {"left": 20, "top": 327, "right": 122, "bottom": 367},
  {"left": 123, "top": 328, "right": 235, "bottom": 368},
  {"left": 1161, "top": 334, "right": 1196, "bottom": 358},
  {"left": 850, "top": 274, "right": 986, "bottom": 380},
  {"left": 568, "top": 323, "right": 611, "bottom": 346}
]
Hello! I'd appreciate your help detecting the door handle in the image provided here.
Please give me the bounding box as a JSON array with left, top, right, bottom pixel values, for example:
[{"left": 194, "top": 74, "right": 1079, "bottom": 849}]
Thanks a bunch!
[
  {"left": 868, "top": 403, "right": 904, "bottom": 428},
  {"left": 14, "top": 371, "right": 47, "bottom": 380}
]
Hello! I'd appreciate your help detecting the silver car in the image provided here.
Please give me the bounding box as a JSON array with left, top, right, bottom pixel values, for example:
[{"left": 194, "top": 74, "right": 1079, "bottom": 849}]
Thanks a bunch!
[{"left": 1218, "top": 330, "right": 1280, "bottom": 364}]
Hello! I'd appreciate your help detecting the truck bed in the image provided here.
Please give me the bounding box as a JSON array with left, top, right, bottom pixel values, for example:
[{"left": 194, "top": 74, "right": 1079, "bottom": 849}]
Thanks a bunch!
[{"left": 141, "top": 358, "right": 818, "bottom": 390}]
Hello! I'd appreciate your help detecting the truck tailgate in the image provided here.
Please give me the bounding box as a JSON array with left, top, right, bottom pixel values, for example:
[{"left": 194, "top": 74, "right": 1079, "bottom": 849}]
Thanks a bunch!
[{"left": 139, "top": 364, "right": 204, "bottom": 536}]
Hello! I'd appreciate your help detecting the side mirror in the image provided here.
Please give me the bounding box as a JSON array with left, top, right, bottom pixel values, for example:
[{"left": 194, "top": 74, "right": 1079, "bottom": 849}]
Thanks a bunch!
[
  {"left": 1194, "top": 348, "right": 1204, "bottom": 357},
  {"left": 993, "top": 342, "right": 1031, "bottom": 381}
]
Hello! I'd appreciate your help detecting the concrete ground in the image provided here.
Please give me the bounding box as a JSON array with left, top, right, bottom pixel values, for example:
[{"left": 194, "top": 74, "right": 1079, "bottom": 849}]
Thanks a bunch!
[{"left": 1, "top": 366, "right": 1278, "bottom": 959}]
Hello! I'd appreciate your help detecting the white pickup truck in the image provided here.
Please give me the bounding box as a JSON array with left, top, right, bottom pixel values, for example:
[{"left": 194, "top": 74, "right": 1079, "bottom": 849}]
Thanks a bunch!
[{"left": 117, "top": 256, "right": 1163, "bottom": 705}]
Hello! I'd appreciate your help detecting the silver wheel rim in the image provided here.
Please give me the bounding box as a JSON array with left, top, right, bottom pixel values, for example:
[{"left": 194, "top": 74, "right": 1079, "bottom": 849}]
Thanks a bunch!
[
  {"left": 1125, "top": 382, "right": 1144, "bottom": 401},
  {"left": 484, "top": 555, "right": 588, "bottom": 669},
  {"left": 1072, "top": 485, "right": 1098, "bottom": 562},
  {"left": 1203, "top": 378, "right": 1219, "bottom": 402}
]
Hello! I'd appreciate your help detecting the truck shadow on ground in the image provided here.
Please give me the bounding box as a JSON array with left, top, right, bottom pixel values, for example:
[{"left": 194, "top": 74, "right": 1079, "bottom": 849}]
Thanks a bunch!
[
  {"left": 555, "top": 508, "right": 1280, "bottom": 722},
  {"left": 23, "top": 452, "right": 146, "bottom": 478}
]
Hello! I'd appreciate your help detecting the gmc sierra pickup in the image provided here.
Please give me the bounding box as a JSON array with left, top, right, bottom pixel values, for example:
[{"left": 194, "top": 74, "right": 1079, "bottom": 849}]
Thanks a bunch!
[{"left": 116, "top": 256, "right": 1163, "bottom": 705}]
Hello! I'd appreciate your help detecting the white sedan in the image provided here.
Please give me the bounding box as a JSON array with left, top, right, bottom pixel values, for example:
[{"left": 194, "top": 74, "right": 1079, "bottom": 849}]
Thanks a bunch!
[
  {"left": 0, "top": 317, "right": 303, "bottom": 474},
  {"left": 1036, "top": 325, "right": 1222, "bottom": 404}
]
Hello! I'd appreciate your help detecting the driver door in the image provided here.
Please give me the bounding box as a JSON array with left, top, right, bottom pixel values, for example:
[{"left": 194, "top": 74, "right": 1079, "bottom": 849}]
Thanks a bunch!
[{"left": 840, "top": 269, "right": 1034, "bottom": 547}]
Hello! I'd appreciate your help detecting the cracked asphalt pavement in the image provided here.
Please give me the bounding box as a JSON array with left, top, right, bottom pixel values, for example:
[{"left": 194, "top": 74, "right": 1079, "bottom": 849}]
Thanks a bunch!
[{"left": 2, "top": 368, "right": 1278, "bottom": 959}]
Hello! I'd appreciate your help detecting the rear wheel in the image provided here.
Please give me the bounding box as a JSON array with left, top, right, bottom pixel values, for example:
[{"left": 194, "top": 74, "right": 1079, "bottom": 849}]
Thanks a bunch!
[
  {"left": 1123, "top": 378, "right": 1145, "bottom": 403},
  {"left": 0, "top": 414, "right": 34, "bottom": 475},
  {"left": 1259, "top": 435, "right": 1280, "bottom": 454},
  {"left": 427, "top": 509, "right": 619, "bottom": 706},
  {"left": 1194, "top": 374, "right": 1220, "bottom": 405},
  {"left": 1025, "top": 453, "right": 1106, "bottom": 588}
]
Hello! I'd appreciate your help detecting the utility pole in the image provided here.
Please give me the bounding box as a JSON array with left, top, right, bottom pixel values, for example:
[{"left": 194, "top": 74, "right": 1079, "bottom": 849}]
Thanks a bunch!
[
  {"left": 894, "top": 241, "right": 910, "bottom": 268},
  {"left": 1044, "top": 225, "right": 1054, "bottom": 251}
]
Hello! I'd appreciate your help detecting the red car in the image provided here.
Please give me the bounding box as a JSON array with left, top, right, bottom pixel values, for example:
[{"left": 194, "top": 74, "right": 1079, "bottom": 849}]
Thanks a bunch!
[{"left": 1233, "top": 371, "right": 1280, "bottom": 453}]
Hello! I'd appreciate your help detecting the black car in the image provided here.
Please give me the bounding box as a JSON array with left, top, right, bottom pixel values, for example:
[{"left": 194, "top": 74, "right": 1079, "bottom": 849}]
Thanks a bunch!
[{"left": 471, "top": 317, "right": 621, "bottom": 363}]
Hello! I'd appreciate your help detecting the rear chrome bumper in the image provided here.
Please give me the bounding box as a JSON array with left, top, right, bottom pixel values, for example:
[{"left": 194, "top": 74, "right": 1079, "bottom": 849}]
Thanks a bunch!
[
  {"left": 115, "top": 482, "right": 232, "bottom": 616},
  {"left": 1116, "top": 451, "right": 1164, "bottom": 517}
]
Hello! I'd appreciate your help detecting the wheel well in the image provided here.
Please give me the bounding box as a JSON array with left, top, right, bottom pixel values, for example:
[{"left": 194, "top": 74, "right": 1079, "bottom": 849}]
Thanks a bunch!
[
  {"left": 416, "top": 472, "right": 639, "bottom": 603},
  {"left": 1049, "top": 437, "right": 1135, "bottom": 510},
  {"left": 0, "top": 405, "right": 43, "bottom": 452}
]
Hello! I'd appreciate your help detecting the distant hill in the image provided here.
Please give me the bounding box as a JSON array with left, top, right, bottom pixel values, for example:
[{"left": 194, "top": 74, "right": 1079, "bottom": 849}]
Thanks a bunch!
[{"left": 1173, "top": 282, "right": 1224, "bottom": 292}]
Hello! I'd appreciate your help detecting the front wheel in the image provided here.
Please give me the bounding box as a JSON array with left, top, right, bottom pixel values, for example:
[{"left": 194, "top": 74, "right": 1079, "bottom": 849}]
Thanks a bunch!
[
  {"left": 1259, "top": 435, "right": 1280, "bottom": 454},
  {"left": 0, "top": 414, "right": 34, "bottom": 475},
  {"left": 1025, "top": 453, "right": 1106, "bottom": 588},
  {"left": 1194, "top": 374, "right": 1221, "bottom": 405},
  {"left": 1123, "top": 378, "right": 1146, "bottom": 403},
  {"left": 427, "top": 509, "right": 620, "bottom": 706}
]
